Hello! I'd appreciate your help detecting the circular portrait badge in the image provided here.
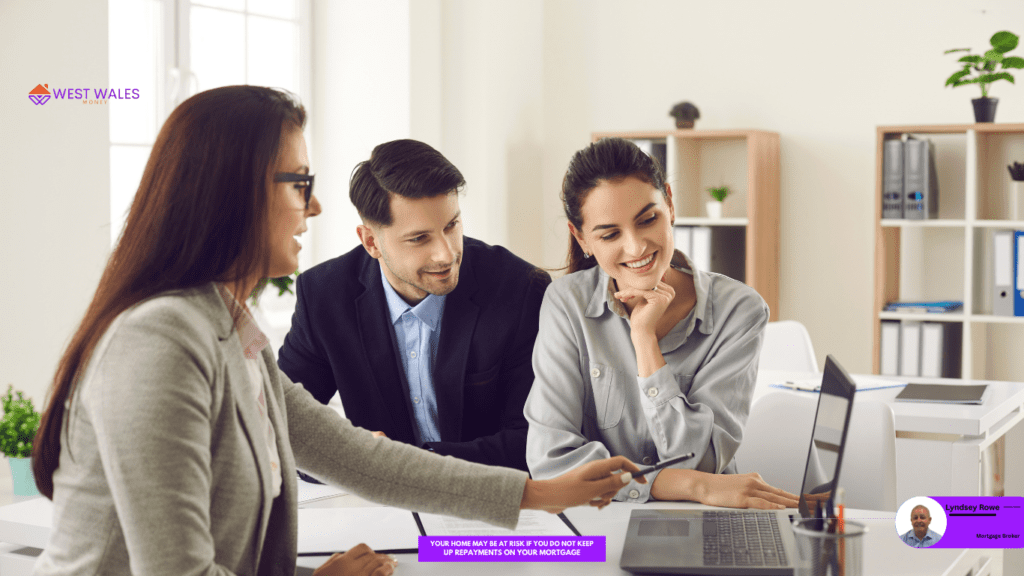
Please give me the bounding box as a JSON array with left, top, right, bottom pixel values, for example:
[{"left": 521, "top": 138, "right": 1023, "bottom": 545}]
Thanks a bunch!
[{"left": 895, "top": 497, "right": 946, "bottom": 548}]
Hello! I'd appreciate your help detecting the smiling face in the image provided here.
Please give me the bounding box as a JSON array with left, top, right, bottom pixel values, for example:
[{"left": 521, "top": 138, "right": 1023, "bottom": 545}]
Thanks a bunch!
[
  {"left": 570, "top": 175, "right": 675, "bottom": 292},
  {"left": 357, "top": 192, "right": 463, "bottom": 305},
  {"left": 911, "top": 505, "right": 932, "bottom": 538},
  {"left": 266, "top": 126, "right": 321, "bottom": 279}
]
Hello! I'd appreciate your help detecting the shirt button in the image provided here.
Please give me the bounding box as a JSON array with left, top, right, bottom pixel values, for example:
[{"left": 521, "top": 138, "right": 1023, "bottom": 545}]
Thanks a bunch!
[
  {"left": 591, "top": 367, "right": 601, "bottom": 378},
  {"left": 413, "top": 397, "right": 420, "bottom": 404},
  {"left": 642, "top": 457, "right": 652, "bottom": 465},
  {"left": 409, "top": 351, "right": 417, "bottom": 359},
  {"left": 629, "top": 489, "right": 640, "bottom": 499},
  {"left": 647, "top": 387, "right": 659, "bottom": 398}
]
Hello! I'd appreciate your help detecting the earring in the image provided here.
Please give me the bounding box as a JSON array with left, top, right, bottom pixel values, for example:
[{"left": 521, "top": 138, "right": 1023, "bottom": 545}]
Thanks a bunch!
[{"left": 583, "top": 251, "right": 592, "bottom": 259}]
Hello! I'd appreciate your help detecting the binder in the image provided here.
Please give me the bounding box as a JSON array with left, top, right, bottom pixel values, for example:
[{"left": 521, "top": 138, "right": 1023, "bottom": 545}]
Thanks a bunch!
[
  {"left": 691, "top": 226, "right": 712, "bottom": 273},
  {"left": 882, "top": 139, "right": 904, "bottom": 218},
  {"left": 880, "top": 320, "right": 901, "bottom": 376},
  {"left": 903, "top": 138, "right": 939, "bottom": 220},
  {"left": 1016, "top": 231, "right": 1024, "bottom": 316},
  {"left": 919, "top": 322, "right": 963, "bottom": 378},
  {"left": 994, "top": 230, "right": 1014, "bottom": 316},
  {"left": 673, "top": 226, "right": 692, "bottom": 261},
  {"left": 899, "top": 320, "right": 922, "bottom": 377}
]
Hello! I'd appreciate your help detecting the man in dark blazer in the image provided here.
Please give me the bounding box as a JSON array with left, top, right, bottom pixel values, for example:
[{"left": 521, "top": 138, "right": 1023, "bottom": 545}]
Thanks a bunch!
[{"left": 278, "top": 139, "right": 549, "bottom": 471}]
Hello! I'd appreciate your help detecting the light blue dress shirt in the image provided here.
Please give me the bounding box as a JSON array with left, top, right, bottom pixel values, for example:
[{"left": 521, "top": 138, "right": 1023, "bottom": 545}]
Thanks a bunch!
[
  {"left": 901, "top": 529, "right": 941, "bottom": 547},
  {"left": 524, "top": 250, "right": 769, "bottom": 503},
  {"left": 380, "top": 266, "right": 446, "bottom": 446}
]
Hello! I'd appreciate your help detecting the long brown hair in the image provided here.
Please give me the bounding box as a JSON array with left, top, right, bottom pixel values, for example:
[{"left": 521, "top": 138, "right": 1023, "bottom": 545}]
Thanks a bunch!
[
  {"left": 561, "top": 137, "right": 668, "bottom": 273},
  {"left": 33, "top": 86, "right": 306, "bottom": 498}
]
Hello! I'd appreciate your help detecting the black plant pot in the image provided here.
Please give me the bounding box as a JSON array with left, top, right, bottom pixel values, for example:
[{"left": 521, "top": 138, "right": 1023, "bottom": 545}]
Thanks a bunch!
[{"left": 972, "top": 97, "right": 999, "bottom": 123}]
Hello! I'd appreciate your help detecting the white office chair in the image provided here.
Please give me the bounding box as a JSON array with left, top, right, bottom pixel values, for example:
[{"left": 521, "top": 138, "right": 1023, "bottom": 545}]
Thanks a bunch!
[
  {"left": 733, "top": 393, "right": 898, "bottom": 512},
  {"left": 760, "top": 320, "right": 819, "bottom": 373}
]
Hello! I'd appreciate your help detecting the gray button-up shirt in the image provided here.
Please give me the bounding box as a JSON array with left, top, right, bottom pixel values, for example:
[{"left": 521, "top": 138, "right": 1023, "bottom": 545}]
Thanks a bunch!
[
  {"left": 901, "top": 529, "right": 941, "bottom": 548},
  {"left": 524, "top": 250, "right": 768, "bottom": 502}
]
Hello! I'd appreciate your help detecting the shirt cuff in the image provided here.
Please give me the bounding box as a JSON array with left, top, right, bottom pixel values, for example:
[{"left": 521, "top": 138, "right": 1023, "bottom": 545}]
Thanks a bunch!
[
  {"left": 637, "top": 364, "right": 683, "bottom": 407},
  {"left": 614, "top": 468, "right": 662, "bottom": 503}
]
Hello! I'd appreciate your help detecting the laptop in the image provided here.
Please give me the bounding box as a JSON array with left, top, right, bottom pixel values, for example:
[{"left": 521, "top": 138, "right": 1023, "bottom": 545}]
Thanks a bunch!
[{"left": 620, "top": 354, "right": 857, "bottom": 575}]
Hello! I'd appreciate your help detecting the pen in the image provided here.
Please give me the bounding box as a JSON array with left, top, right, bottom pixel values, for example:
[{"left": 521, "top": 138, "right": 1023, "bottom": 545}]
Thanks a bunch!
[{"left": 631, "top": 452, "right": 697, "bottom": 479}]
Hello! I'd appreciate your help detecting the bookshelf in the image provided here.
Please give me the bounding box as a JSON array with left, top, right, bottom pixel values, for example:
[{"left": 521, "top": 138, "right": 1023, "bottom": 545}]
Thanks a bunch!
[
  {"left": 593, "top": 130, "right": 780, "bottom": 321},
  {"left": 873, "top": 124, "right": 1024, "bottom": 379}
]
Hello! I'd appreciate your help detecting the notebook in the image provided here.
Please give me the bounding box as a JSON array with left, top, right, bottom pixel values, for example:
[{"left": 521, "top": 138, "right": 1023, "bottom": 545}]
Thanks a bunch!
[
  {"left": 894, "top": 383, "right": 987, "bottom": 405},
  {"left": 619, "top": 355, "right": 857, "bottom": 575}
]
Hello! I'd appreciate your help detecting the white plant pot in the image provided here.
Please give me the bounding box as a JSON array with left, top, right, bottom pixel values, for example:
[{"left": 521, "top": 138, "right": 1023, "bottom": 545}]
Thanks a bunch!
[
  {"left": 1011, "top": 181, "right": 1024, "bottom": 221},
  {"left": 706, "top": 201, "right": 723, "bottom": 219}
]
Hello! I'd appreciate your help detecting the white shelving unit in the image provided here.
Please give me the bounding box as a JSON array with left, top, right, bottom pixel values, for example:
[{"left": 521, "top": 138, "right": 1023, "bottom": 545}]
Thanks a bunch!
[{"left": 874, "top": 124, "right": 1024, "bottom": 379}]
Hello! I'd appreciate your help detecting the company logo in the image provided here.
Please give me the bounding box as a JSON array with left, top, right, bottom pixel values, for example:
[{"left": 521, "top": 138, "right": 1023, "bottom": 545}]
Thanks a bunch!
[
  {"left": 29, "top": 84, "right": 51, "bottom": 105},
  {"left": 27, "top": 83, "right": 141, "bottom": 106}
]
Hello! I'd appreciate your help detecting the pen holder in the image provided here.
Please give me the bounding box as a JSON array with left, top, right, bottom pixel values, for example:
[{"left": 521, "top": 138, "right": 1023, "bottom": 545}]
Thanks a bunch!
[{"left": 791, "top": 519, "right": 866, "bottom": 576}]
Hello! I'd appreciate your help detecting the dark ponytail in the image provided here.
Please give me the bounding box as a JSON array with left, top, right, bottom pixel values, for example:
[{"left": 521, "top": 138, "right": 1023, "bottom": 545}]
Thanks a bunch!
[{"left": 561, "top": 137, "right": 668, "bottom": 273}]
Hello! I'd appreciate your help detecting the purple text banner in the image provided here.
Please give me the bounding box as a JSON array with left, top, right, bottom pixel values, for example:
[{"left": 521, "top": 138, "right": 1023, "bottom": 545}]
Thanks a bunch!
[
  {"left": 418, "top": 536, "right": 606, "bottom": 562},
  {"left": 928, "top": 497, "right": 1024, "bottom": 548}
]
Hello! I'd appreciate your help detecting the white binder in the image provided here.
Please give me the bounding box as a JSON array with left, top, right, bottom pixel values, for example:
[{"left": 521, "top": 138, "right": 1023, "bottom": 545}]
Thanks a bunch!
[
  {"left": 880, "top": 320, "right": 901, "bottom": 376},
  {"left": 899, "top": 321, "right": 922, "bottom": 377},
  {"left": 691, "top": 226, "right": 711, "bottom": 273},
  {"left": 673, "top": 226, "right": 692, "bottom": 262},
  {"left": 994, "top": 230, "right": 1014, "bottom": 316}
]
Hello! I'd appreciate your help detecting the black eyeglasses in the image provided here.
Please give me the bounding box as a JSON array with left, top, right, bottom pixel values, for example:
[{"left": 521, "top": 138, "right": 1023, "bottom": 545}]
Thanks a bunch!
[{"left": 274, "top": 173, "right": 315, "bottom": 209}]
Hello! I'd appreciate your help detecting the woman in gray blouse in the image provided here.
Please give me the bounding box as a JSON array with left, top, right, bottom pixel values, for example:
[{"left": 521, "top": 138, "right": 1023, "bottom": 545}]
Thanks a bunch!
[
  {"left": 31, "top": 86, "right": 641, "bottom": 576},
  {"left": 525, "top": 137, "right": 798, "bottom": 509}
]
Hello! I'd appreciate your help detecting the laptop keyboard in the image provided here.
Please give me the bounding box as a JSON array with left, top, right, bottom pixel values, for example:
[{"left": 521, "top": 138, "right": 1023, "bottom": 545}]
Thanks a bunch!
[{"left": 702, "top": 511, "right": 788, "bottom": 567}]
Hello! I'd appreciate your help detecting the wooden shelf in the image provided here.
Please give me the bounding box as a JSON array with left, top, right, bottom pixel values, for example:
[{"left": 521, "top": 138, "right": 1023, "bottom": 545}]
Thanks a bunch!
[
  {"left": 873, "top": 124, "right": 1024, "bottom": 380},
  {"left": 596, "top": 130, "right": 780, "bottom": 320}
]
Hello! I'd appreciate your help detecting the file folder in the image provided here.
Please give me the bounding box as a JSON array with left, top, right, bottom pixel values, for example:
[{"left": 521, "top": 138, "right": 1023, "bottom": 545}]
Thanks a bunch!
[
  {"left": 920, "top": 322, "right": 963, "bottom": 378},
  {"left": 903, "top": 138, "right": 939, "bottom": 220},
  {"left": 994, "top": 230, "right": 1014, "bottom": 316},
  {"left": 882, "top": 139, "right": 904, "bottom": 218},
  {"left": 899, "top": 321, "right": 922, "bottom": 377},
  {"left": 691, "top": 226, "right": 711, "bottom": 272},
  {"left": 880, "top": 320, "right": 901, "bottom": 376},
  {"left": 673, "top": 226, "right": 692, "bottom": 262},
  {"left": 1016, "top": 230, "right": 1024, "bottom": 316}
]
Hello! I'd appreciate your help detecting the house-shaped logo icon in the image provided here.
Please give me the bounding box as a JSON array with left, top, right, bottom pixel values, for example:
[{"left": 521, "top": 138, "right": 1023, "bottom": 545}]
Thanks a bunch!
[{"left": 29, "top": 84, "right": 51, "bottom": 106}]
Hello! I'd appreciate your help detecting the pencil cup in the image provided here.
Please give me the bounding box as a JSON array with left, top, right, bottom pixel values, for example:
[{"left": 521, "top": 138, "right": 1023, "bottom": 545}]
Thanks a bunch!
[{"left": 791, "top": 518, "right": 865, "bottom": 576}]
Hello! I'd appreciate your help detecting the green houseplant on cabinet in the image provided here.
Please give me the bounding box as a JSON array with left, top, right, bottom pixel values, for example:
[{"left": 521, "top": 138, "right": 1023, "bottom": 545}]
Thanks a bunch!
[
  {"left": 945, "top": 30, "right": 1024, "bottom": 122},
  {"left": 0, "top": 386, "right": 41, "bottom": 496}
]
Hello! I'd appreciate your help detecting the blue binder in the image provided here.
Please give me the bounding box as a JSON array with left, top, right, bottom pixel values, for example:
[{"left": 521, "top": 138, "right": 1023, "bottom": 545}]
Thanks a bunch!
[{"left": 1015, "top": 231, "right": 1024, "bottom": 316}]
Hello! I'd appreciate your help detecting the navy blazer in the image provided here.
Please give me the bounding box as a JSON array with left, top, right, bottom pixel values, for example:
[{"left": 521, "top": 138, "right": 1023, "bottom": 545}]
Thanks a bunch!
[{"left": 278, "top": 237, "right": 550, "bottom": 471}]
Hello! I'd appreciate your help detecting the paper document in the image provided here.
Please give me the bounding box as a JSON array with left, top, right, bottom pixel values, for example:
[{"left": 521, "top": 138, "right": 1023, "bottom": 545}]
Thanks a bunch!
[
  {"left": 297, "top": 477, "right": 346, "bottom": 504},
  {"left": 297, "top": 507, "right": 420, "bottom": 554},
  {"left": 417, "top": 509, "right": 576, "bottom": 537}
]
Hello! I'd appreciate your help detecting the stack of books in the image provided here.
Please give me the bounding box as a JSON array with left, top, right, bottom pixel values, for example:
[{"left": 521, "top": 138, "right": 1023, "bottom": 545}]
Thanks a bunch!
[{"left": 883, "top": 300, "right": 962, "bottom": 313}]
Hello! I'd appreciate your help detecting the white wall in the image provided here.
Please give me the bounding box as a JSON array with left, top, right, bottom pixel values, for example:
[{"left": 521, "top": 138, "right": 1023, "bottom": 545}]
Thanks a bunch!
[
  {"left": 442, "top": 0, "right": 1024, "bottom": 374},
  {"left": 0, "top": 0, "right": 110, "bottom": 404}
]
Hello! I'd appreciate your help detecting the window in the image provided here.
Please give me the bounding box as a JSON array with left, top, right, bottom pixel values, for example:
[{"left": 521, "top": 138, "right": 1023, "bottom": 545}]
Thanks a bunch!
[{"left": 108, "top": 0, "right": 312, "bottom": 346}]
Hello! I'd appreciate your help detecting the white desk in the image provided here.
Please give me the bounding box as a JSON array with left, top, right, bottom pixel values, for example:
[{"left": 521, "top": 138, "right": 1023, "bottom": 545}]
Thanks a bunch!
[
  {"left": 758, "top": 370, "right": 1024, "bottom": 576},
  {"left": 292, "top": 496, "right": 991, "bottom": 576},
  {"left": 0, "top": 491, "right": 993, "bottom": 576}
]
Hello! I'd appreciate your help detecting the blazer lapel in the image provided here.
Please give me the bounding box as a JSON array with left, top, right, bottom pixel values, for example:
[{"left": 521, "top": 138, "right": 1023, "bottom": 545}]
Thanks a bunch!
[
  {"left": 433, "top": 256, "right": 479, "bottom": 441},
  {"left": 355, "top": 259, "right": 418, "bottom": 443}
]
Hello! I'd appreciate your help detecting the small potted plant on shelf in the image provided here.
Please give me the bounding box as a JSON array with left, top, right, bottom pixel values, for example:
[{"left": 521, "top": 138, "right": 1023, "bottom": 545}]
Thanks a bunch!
[
  {"left": 944, "top": 30, "right": 1023, "bottom": 123},
  {"left": 706, "top": 185, "right": 729, "bottom": 219},
  {"left": 0, "top": 385, "right": 41, "bottom": 496}
]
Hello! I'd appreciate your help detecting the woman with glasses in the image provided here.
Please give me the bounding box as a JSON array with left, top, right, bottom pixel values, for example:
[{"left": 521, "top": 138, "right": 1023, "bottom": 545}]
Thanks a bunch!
[
  {"left": 524, "top": 137, "right": 799, "bottom": 510},
  {"left": 32, "top": 86, "right": 641, "bottom": 576}
]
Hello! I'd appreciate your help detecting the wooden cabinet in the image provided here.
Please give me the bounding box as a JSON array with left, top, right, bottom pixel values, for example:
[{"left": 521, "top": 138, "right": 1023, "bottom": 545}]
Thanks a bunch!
[
  {"left": 873, "top": 123, "right": 1024, "bottom": 379},
  {"left": 592, "top": 130, "right": 780, "bottom": 321}
]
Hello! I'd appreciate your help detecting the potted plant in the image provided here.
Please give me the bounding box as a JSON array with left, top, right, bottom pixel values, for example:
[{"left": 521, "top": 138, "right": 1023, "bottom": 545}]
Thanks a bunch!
[
  {"left": 706, "top": 185, "right": 729, "bottom": 219},
  {"left": 945, "top": 30, "right": 1024, "bottom": 123},
  {"left": 0, "top": 385, "right": 41, "bottom": 496}
]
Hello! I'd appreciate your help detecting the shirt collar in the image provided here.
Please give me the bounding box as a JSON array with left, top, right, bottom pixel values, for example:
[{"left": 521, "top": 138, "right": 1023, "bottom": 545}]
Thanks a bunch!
[
  {"left": 216, "top": 284, "right": 270, "bottom": 360},
  {"left": 379, "top": 264, "right": 445, "bottom": 331},
  {"left": 584, "top": 249, "right": 714, "bottom": 336}
]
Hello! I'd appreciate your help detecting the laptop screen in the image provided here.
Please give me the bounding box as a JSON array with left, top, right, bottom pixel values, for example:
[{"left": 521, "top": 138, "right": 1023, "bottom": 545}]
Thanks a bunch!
[{"left": 797, "top": 355, "right": 856, "bottom": 520}]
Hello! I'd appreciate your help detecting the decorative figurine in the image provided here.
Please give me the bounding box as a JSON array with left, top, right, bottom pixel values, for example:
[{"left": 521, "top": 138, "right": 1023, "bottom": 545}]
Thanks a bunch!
[{"left": 669, "top": 101, "right": 700, "bottom": 129}]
